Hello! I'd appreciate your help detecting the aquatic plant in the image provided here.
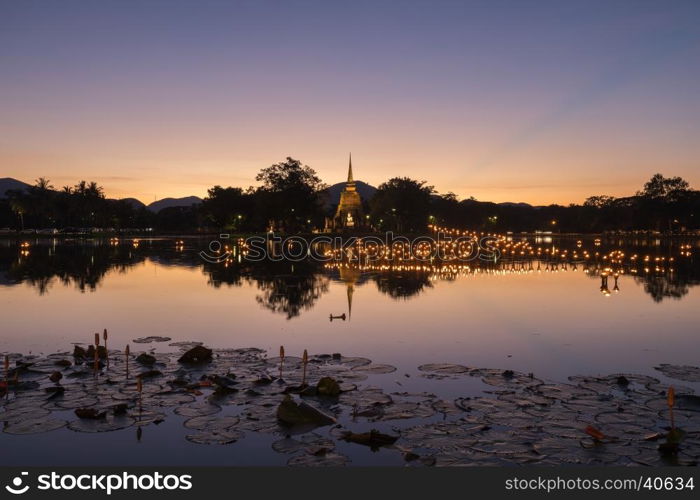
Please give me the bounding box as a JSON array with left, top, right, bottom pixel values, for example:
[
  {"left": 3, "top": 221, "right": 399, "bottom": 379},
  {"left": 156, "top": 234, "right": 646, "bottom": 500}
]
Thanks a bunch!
[
  {"left": 103, "top": 329, "right": 109, "bottom": 368},
  {"left": 279, "top": 345, "right": 285, "bottom": 379},
  {"left": 302, "top": 349, "right": 308, "bottom": 386},
  {"left": 125, "top": 344, "right": 130, "bottom": 379}
]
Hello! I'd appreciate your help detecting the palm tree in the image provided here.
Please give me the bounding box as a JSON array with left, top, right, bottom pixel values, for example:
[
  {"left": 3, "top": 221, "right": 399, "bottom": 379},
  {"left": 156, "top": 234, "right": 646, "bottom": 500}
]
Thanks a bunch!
[
  {"left": 34, "top": 177, "right": 54, "bottom": 191},
  {"left": 74, "top": 180, "right": 87, "bottom": 196},
  {"left": 87, "top": 181, "right": 104, "bottom": 198},
  {"left": 10, "top": 199, "right": 25, "bottom": 230}
]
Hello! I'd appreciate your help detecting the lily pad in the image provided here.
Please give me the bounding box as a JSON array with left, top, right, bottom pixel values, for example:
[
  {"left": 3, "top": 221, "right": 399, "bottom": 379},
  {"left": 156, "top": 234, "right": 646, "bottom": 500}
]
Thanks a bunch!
[
  {"left": 149, "top": 391, "right": 196, "bottom": 407},
  {"left": 174, "top": 401, "right": 222, "bottom": 418},
  {"left": 3, "top": 417, "right": 67, "bottom": 435},
  {"left": 418, "top": 363, "right": 471, "bottom": 374},
  {"left": 376, "top": 402, "right": 436, "bottom": 421},
  {"left": 480, "top": 369, "right": 542, "bottom": 389},
  {"left": 133, "top": 336, "right": 172, "bottom": 344},
  {"left": 276, "top": 396, "right": 336, "bottom": 427},
  {"left": 1, "top": 406, "right": 51, "bottom": 422},
  {"left": 655, "top": 364, "right": 700, "bottom": 383},
  {"left": 68, "top": 414, "right": 135, "bottom": 433},
  {"left": 52, "top": 393, "right": 100, "bottom": 410},
  {"left": 169, "top": 341, "right": 203, "bottom": 348},
  {"left": 287, "top": 451, "right": 349, "bottom": 467},
  {"left": 339, "top": 388, "right": 393, "bottom": 408},
  {"left": 352, "top": 364, "right": 397, "bottom": 375},
  {"left": 272, "top": 433, "right": 334, "bottom": 454},
  {"left": 130, "top": 408, "right": 167, "bottom": 426},
  {"left": 183, "top": 415, "right": 240, "bottom": 431},
  {"left": 185, "top": 429, "right": 244, "bottom": 445}
]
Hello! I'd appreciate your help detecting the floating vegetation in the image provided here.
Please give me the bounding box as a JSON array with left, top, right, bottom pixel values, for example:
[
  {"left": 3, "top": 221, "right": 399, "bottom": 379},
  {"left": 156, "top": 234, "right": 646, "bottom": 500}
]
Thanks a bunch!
[
  {"left": 352, "top": 364, "right": 397, "bottom": 375},
  {"left": 174, "top": 401, "right": 222, "bottom": 418},
  {"left": 68, "top": 414, "right": 135, "bottom": 433},
  {"left": 655, "top": 364, "right": 700, "bottom": 383},
  {"left": 133, "top": 336, "right": 173, "bottom": 344},
  {"left": 276, "top": 396, "right": 336, "bottom": 427},
  {"left": 272, "top": 433, "right": 334, "bottom": 454},
  {"left": 135, "top": 353, "right": 157, "bottom": 365},
  {"left": 3, "top": 417, "right": 67, "bottom": 435},
  {"left": 287, "top": 451, "right": 349, "bottom": 467},
  {"left": 168, "top": 341, "right": 203, "bottom": 348},
  {"left": 183, "top": 415, "right": 243, "bottom": 445},
  {"left": 338, "top": 429, "right": 398, "bottom": 450},
  {"left": 185, "top": 430, "right": 244, "bottom": 445},
  {"left": 418, "top": 363, "right": 471, "bottom": 374},
  {"left": 183, "top": 415, "right": 240, "bottom": 431},
  {"left": 178, "top": 346, "right": 213, "bottom": 364},
  {"left": 1, "top": 345, "right": 698, "bottom": 466}
]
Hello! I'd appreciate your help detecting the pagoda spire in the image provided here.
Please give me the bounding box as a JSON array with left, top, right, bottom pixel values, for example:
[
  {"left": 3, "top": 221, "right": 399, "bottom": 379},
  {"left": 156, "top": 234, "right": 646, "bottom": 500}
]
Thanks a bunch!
[{"left": 347, "top": 153, "right": 354, "bottom": 183}]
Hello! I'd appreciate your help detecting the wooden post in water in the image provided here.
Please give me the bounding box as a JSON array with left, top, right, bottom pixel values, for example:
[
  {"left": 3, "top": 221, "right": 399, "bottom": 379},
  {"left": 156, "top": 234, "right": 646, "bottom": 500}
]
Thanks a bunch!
[
  {"left": 301, "top": 349, "right": 308, "bottom": 386},
  {"left": 103, "top": 329, "right": 109, "bottom": 368},
  {"left": 279, "top": 346, "right": 285, "bottom": 379}
]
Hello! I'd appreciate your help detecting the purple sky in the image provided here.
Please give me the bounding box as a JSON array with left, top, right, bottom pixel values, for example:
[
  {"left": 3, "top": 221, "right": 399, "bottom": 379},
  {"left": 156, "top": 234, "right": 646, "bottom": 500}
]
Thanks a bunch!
[{"left": 1, "top": 0, "right": 699, "bottom": 204}]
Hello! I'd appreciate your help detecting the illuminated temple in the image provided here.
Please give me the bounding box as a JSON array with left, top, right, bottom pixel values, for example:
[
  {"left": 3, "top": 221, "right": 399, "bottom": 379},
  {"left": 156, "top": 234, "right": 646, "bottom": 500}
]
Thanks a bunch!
[{"left": 326, "top": 154, "right": 365, "bottom": 231}]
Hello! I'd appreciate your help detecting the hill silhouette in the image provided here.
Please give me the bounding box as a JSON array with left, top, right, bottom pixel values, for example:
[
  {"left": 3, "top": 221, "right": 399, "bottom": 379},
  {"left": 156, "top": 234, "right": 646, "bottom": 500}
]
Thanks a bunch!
[
  {"left": 147, "top": 196, "right": 202, "bottom": 213},
  {"left": 0, "top": 178, "right": 31, "bottom": 197}
]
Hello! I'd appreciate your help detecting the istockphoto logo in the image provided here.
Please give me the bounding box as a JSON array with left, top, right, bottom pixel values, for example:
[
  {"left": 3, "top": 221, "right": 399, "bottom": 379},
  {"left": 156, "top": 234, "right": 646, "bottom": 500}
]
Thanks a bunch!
[
  {"left": 5, "top": 472, "right": 29, "bottom": 495},
  {"left": 4, "top": 472, "right": 193, "bottom": 496}
]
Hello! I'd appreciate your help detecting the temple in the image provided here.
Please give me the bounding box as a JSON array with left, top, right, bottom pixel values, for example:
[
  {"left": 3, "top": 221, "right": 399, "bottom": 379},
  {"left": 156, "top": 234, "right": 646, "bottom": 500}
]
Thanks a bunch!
[{"left": 326, "top": 154, "right": 365, "bottom": 231}]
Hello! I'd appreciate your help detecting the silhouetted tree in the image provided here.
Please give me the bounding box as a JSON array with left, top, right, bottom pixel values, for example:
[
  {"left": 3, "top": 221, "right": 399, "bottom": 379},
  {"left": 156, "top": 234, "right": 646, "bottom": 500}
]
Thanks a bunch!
[
  {"left": 637, "top": 174, "right": 689, "bottom": 200},
  {"left": 370, "top": 177, "right": 434, "bottom": 232},
  {"left": 254, "top": 157, "right": 326, "bottom": 232},
  {"left": 201, "top": 186, "right": 251, "bottom": 230}
]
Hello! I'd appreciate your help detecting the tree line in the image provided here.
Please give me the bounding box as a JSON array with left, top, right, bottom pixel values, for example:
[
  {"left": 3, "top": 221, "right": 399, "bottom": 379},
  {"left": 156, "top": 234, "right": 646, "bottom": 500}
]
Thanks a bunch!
[{"left": 1, "top": 159, "right": 698, "bottom": 234}]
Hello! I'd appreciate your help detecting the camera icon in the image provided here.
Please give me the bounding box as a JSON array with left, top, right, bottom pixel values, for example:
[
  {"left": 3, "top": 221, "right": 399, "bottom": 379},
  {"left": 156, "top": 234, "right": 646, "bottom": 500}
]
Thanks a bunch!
[{"left": 5, "top": 472, "right": 30, "bottom": 495}]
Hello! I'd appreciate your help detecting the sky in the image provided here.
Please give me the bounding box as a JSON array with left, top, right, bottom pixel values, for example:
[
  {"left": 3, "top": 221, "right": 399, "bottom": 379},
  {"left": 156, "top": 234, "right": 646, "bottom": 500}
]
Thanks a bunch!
[{"left": 1, "top": 0, "right": 699, "bottom": 205}]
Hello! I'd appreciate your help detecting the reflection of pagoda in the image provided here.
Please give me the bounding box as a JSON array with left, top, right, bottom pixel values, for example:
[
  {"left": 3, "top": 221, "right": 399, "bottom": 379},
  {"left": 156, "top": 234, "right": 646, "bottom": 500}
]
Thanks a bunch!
[
  {"left": 339, "top": 266, "right": 361, "bottom": 319},
  {"left": 327, "top": 154, "right": 365, "bottom": 231}
]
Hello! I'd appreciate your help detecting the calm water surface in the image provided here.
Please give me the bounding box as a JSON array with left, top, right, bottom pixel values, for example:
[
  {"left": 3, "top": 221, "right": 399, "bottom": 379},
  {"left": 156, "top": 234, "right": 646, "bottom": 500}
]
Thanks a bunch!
[{"left": 1, "top": 237, "right": 698, "bottom": 380}]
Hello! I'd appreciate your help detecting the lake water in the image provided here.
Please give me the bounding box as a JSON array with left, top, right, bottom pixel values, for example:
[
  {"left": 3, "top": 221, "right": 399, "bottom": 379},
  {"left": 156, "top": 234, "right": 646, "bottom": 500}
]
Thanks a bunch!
[{"left": 1, "top": 235, "right": 698, "bottom": 465}]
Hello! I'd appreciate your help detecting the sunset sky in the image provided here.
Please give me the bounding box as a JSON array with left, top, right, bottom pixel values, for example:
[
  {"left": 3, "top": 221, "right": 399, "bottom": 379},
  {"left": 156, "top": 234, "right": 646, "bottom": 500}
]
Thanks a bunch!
[{"left": 1, "top": 0, "right": 699, "bottom": 205}]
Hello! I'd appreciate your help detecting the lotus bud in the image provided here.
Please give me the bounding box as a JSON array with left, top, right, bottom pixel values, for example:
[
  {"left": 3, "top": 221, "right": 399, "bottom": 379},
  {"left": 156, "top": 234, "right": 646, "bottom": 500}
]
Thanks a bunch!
[
  {"left": 668, "top": 386, "right": 676, "bottom": 430},
  {"left": 301, "top": 349, "right": 308, "bottom": 386},
  {"left": 125, "top": 345, "right": 130, "bottom": 379}
]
